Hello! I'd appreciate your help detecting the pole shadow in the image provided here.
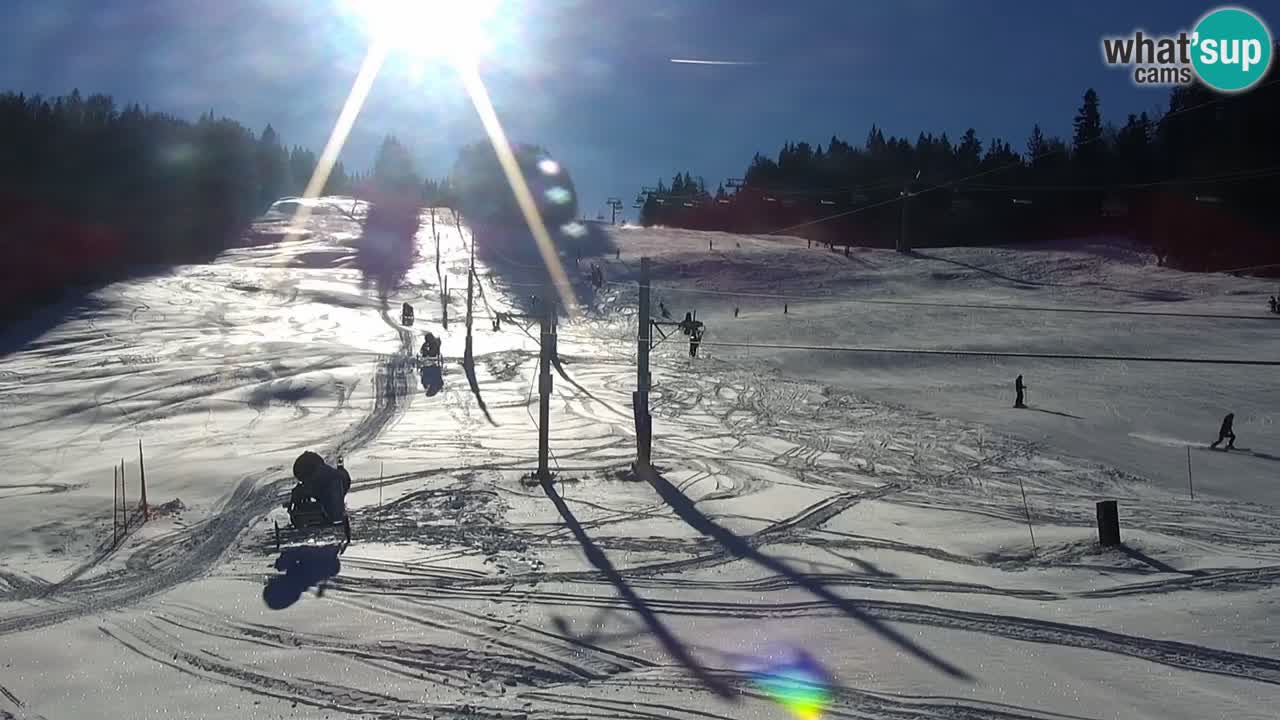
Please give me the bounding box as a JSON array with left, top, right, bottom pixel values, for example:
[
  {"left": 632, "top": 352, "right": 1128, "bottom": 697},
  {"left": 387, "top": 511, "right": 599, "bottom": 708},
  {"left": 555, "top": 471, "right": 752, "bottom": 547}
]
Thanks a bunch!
[
  {"left": 1027, "top": 407, "right": 1083, "bottom": 420},
  {"left": 636, "top": 465, "right": 972, "bottom": 681},
  {"left": 1116, "top": 543, "right": 1202, "bottom": 576},
  {"left": 461, "top": 348, "right": 498, "bottom": 426},
  {"left": 539, "top": 477, "right": 736, "bottom": 699}
]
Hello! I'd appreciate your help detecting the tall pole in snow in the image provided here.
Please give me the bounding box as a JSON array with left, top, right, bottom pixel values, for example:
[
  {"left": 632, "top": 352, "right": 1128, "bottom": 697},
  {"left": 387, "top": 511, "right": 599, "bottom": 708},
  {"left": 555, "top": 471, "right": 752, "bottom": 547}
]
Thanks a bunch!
[
  {"left": 1186, "top": 446, "right": 1195, "bottom": 499},
  {"left": 634, "top": 257, "right": 653, "bottom": 472},
  {"left": 113, "top": 466, "right": 119, "bottom": 547},
  {"left": 120, "top": 458, "right": 127, "bottom": 532},
  {"left": 536, "top": 291, "right": 554, "bottom": 483},
  {"left": 1018, "top": 477, "right": 1037, "bottom": 553},
  {"left": 138, "top": 439, "right": 148, "bottom": 522},
  {"left": 898, "top": 169, "right": 919, "bottom": 254},
  {"left": 461, "top": 215, "right": 475, "bottom": 362}
]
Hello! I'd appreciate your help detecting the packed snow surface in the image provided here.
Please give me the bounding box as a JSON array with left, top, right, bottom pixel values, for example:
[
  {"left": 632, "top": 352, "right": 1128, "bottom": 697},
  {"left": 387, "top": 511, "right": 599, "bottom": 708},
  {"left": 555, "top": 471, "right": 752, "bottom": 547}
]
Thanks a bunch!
[{"left": 2, "top": 205, "right": 1278, "bottom": 720}]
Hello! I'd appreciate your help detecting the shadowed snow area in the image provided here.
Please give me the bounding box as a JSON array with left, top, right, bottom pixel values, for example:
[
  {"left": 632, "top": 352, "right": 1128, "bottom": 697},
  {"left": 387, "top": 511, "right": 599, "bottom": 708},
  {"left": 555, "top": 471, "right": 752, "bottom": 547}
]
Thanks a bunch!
[{"left": 1, "top": 204, "right": 1278, "bottom": 720}]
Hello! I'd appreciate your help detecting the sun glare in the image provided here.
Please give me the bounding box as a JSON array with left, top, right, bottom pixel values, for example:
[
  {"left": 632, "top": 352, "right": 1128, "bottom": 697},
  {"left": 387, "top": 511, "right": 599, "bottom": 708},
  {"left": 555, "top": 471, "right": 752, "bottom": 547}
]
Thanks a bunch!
[{"left": 343, "top": 0, "right": 499, "bottom": 63}]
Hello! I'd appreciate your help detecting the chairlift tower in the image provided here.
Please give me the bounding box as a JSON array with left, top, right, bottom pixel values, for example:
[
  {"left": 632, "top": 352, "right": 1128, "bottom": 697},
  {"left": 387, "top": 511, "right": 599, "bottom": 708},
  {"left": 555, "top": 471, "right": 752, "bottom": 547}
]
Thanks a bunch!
[{"left": 606, "top": 197, "right": 624, "bottom": 224}]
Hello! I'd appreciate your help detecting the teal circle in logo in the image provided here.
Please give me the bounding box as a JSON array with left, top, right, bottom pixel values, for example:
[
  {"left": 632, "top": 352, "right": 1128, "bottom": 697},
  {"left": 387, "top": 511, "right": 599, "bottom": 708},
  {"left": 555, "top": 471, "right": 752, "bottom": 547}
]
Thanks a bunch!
[{"left": 1191, "top": 7, "right": 1273, "bottom": 92}]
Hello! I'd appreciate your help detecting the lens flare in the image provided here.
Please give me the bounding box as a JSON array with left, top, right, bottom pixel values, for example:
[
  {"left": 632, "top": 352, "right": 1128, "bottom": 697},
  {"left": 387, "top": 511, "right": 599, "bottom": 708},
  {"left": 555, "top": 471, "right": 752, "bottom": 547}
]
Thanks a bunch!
[
  {"left": 747, "top": 649, "right": 833, "bottom": 720},
  {"left": 544, "top": 186, "right": 572, "bottom": 206}
]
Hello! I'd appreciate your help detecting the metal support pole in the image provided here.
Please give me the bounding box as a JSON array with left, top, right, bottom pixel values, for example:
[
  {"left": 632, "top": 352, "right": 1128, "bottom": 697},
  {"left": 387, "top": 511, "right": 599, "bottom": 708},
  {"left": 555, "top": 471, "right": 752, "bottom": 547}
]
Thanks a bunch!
[
  {"left": 113, "top": 466, "right": 119, "bottom": 546},
  {"left": 465, "top": 226, "right": 475, "bottom": 361},
  {"left": 138, "top": 439, "right": 148, "bottom": 521},
  {"left": 635, "top": 257, "right": 653, "bottom": 471},
  {"left": 537, "top": 296, "right": 554, "bottom": 482},
  {"left": 898, "top": 184, "right": 909, "bottom": 253},
  {"left": 120, "top": 458, "right": 127, "bottom": 532}
]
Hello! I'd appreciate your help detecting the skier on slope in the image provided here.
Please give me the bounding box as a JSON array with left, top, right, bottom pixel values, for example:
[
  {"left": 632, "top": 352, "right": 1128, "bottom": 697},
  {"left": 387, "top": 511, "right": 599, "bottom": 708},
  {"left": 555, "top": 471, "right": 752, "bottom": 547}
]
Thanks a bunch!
[
  {"left": 1210, "top": 413, "right": 1237, "bottom": 450},
  {"left": 288, "top": 451, "right": 351, "bottom": 522}
]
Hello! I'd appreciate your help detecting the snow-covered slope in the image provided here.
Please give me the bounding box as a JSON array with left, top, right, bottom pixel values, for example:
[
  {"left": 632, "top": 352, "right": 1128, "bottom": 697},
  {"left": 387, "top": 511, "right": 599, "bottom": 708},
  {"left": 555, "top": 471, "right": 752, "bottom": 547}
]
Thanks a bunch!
[{"left": 1, "top": 208, "right": 1278, "bottom": 720}]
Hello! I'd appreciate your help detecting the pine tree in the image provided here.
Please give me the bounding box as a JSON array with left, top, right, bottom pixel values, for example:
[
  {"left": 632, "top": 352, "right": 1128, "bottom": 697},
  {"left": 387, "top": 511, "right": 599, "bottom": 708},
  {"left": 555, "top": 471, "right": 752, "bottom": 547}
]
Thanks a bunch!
[
  {"left": 371, "top": 134, "right": 421, "bottom": 196},
  {"left": 1072, "top": 88, "right": 1106, "bottom": 183},
  {"left": 256, "top": 124, "right": 289, "bottom": 209}
]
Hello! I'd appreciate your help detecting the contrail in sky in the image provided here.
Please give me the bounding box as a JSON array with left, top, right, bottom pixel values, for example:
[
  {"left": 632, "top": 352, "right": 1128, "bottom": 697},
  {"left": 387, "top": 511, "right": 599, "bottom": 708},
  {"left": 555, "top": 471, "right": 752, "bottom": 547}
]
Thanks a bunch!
[{"left": 670, "top": 58, "right": 759, "bottom": 65}]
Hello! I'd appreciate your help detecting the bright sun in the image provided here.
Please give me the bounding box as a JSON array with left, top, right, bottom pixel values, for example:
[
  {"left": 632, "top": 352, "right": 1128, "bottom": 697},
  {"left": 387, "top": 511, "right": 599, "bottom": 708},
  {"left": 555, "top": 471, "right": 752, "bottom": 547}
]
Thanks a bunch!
[{"left": 343, "top": 0, "right": 499, "bottom": 63}]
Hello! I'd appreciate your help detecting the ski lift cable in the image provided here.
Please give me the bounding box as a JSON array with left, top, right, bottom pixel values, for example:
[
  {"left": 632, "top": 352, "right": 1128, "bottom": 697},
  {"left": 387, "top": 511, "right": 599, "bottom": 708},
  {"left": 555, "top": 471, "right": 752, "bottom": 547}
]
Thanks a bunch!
[
  {"left": 556, "top": 333, "right": 1280, "bottom": 366},
  {"left": 599, "top": 280, "right": 1280, "bottom": 321},
  {"left": 765, "top": 76, "right": 1280, "bottom": 236},
  {"left": 691, "top": 340, "right": 1280, "bottom": 366}
]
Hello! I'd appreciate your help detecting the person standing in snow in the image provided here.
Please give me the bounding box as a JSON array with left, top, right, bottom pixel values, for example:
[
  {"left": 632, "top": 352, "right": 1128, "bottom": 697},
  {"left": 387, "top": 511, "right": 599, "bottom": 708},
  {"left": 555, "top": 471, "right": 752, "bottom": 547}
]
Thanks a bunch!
[
  {"left": 421, "top": 331, "right": 441, "bottom": 359},
  {"left": 1014, "top": 375, "right": 1027, "bottom": 409},
  {"left": 1210, "top": 413, "right": 1236, "bottom": 450},
  {"left": 1270, "top": 296, "right": 1278, "bottom": 314}
]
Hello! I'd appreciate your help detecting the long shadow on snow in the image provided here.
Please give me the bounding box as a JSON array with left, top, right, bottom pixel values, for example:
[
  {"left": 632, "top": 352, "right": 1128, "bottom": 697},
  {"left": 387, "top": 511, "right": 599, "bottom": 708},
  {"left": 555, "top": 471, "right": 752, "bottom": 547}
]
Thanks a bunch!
[
  {"left": 638, "top": 465, "right": 973, "bottom": 681},
  {"left": 539, "top": 477, "right": 736, "bottom": 699},
  {"left": 462, "top": 348, "right": 498, "bottom": 425},
  {"left": 551, "top": 355, "right": 632, "bottom": 420}
]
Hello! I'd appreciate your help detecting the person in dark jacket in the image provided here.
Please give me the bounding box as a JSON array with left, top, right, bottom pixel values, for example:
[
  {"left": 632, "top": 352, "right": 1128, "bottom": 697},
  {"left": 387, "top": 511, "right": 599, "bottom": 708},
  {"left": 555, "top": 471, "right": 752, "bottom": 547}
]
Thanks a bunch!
[
  {"left": 290, "top": 451, "right": 350, "bottom": 521},
  {"left": 421, "top": 331, "right": 441, "bottom": 359},
  {"left": 1210, "top": 413, "right": 1236, "bottom": 450},
  {"left": 1014, "top": 375, "right": 1027, "bottom": 409}
]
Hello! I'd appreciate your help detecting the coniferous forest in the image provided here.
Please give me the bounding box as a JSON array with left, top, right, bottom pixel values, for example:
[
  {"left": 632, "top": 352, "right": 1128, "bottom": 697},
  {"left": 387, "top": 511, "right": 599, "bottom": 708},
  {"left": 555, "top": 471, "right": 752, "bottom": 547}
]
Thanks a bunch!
[
  {"left": 638, "top": 72, "right": 1280, "bottom": 273},
  {"left": 0, "top": 90, "right": 447, "bottom": 324},
  {"left": 3, "top": 69, "right": 1278, "bottom": 326}
]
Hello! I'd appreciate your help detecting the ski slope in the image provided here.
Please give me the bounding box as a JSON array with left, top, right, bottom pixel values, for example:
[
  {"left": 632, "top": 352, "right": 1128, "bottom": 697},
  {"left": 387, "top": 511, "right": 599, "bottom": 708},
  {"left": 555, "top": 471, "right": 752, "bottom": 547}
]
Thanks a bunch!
[{"left": 1, "top": 204, "right": 1278, "bottom": 720}]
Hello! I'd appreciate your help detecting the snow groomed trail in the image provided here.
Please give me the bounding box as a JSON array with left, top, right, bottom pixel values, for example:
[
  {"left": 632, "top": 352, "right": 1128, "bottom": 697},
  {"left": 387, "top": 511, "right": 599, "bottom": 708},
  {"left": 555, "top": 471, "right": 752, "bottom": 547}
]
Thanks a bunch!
[{"left": 2, "top": 206, "right": 1279, "bottom": 720}]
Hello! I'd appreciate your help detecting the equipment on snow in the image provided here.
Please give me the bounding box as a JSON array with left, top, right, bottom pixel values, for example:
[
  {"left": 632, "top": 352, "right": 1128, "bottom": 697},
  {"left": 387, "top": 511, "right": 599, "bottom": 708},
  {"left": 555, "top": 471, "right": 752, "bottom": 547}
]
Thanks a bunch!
[{"left": 279, "top": 451, "right": 352, "bottom": 548}]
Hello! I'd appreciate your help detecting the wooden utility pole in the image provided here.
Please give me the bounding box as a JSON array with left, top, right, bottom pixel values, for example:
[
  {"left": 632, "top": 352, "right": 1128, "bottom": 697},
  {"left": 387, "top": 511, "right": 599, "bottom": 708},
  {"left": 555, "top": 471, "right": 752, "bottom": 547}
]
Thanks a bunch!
[{"left": 634, "top": 257, "right": 653, "bottom": 471}]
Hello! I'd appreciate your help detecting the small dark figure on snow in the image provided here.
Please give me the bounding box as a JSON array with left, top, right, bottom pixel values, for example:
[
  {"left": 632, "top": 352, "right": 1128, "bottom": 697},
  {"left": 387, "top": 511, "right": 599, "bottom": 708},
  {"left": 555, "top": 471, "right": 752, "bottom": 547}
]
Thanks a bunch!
[
  {"left": 784, "top": 303, "right": 788, "bottom": 314},
  {"left": 1270, "top": 296, "right": 1278, "bottom": 314},
  {"left": 420, "top": 331, "right": 441, "bottom": 359},
  {"left": 616, "top": 249, "right": 620, "bottom": 260},
  {"left": 734, "top": 307, "right": 739, "bottom": 318},
  {"left": 401, "top": 302, "right": 414, "bottom": 325},
  {"left": 1014, "top": 375, "right": 1027, "bottom": 409},
  {"left": 1210, "top": 413, "right": 1236, "bottom": 450},
  {"left": 688, "top": 323, "right": 705, "bottom": 357}
]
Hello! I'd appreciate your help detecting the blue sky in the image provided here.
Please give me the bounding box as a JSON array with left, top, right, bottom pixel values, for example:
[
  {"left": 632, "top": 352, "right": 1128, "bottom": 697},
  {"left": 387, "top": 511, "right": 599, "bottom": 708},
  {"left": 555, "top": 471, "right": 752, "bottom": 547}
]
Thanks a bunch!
[{"left": 1, "top": 0, "right": 1273, "bottom": 218}]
